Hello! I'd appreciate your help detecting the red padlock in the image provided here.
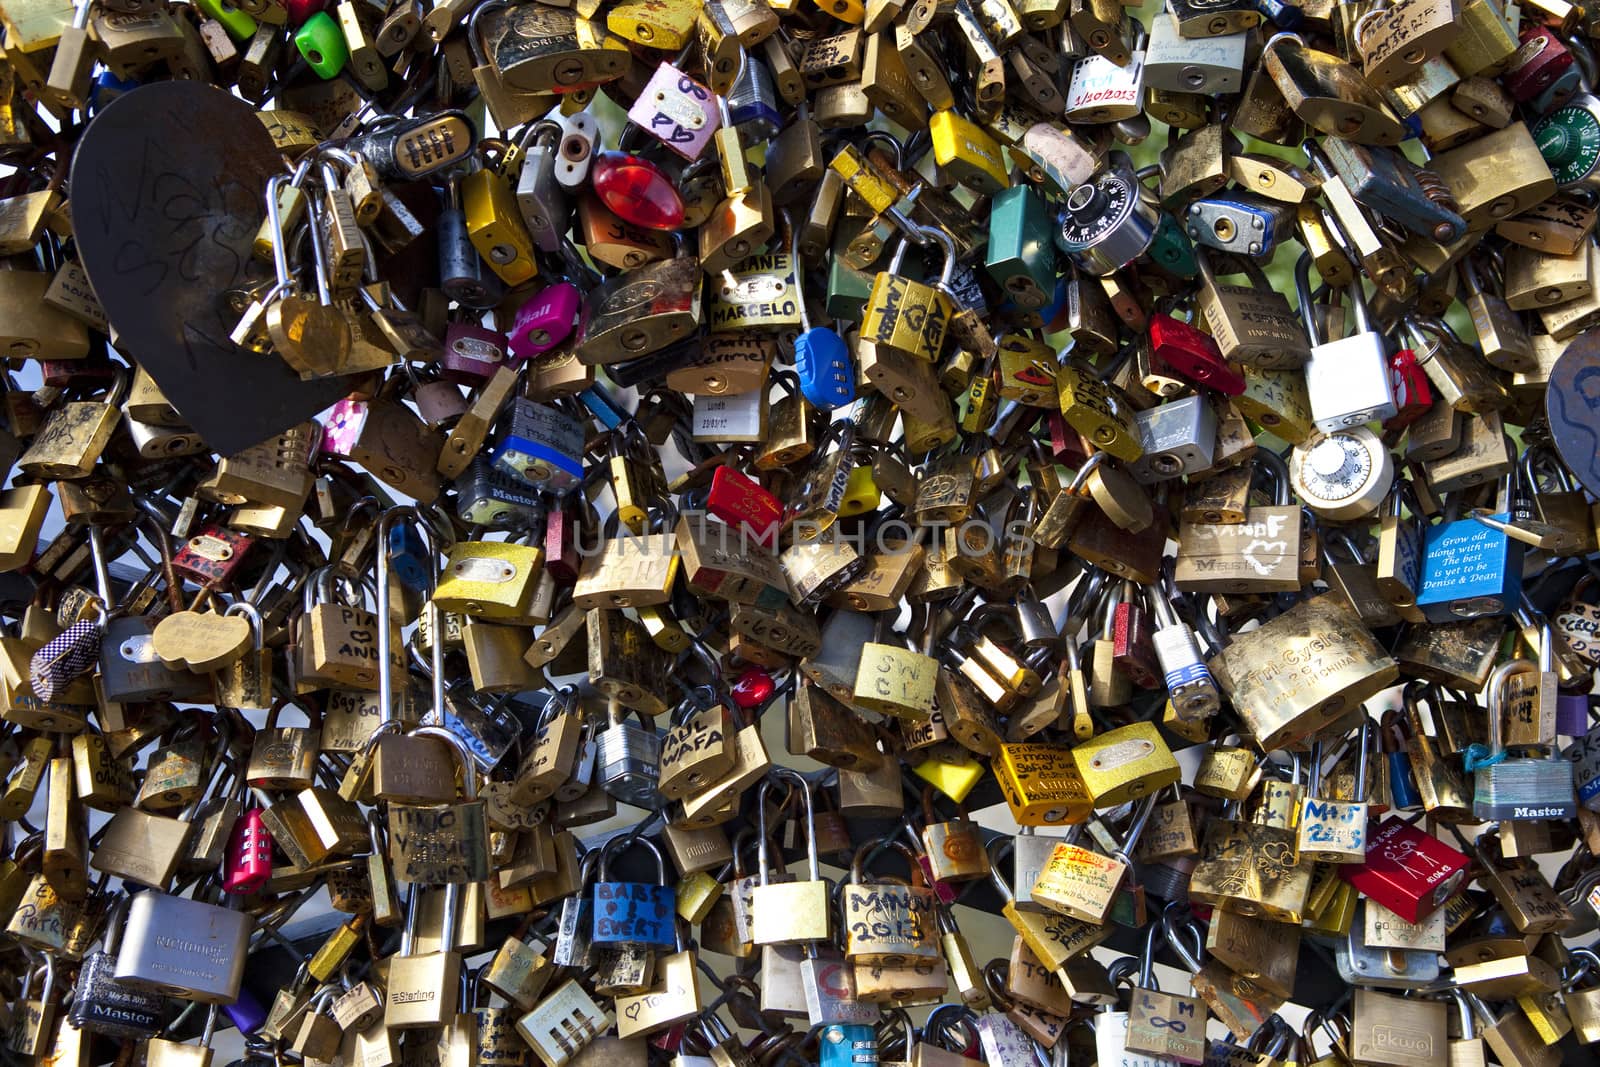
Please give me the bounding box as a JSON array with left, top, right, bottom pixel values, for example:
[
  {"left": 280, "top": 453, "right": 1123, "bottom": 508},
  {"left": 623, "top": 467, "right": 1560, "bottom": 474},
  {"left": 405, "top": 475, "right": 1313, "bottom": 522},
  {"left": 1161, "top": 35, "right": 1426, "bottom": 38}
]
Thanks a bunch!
[
  {"left": 543, "top": 502, "right": 581, "bottom": 585},
  {"left": 1047, "top": 412, "right": 1094, "bottom": 467},
  {"left": 1338, "top": 816, "right": 1469, "bottom": 923},
  {"left": 1383, "top": 348, "right": 1433, "bottom": 433},
  {"left": 707, "top": 466, "right": 782, "bottom": 549},
  {"left": 650, "top": 1023, "right": 690, "bottom": 1053},
  {"left": 442, "top": 322, "right": 508, "bottom": 384},
  {"left": 173, "top": 523, "right": 255, "bottom": 588},
  {"left": 1112, "top": 591, "right": 1161, "bottom": 689},
  {"left": 731, "top": 666, "right": 775, "bottom": 710},
  {"left": 223, "top": 807, "right": 273, "bottom": 895},
  {"left": 591, "top": 152, "right": 686, "bottom": 231},
  {"left": 1146, "top": 313, "right": 1246, "bottom": 396},
  {"left": 1502, "top": 26, "right": 1572, "bottom": 102}
]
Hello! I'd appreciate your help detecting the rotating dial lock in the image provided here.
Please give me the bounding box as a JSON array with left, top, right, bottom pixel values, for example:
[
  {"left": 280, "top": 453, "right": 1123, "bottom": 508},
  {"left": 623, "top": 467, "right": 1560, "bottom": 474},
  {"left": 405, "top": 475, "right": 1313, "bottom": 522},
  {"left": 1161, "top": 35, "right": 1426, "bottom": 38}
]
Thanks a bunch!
[
  {"left": 1289, "top": 427, "right": 1393, "bottom": 521},
  {"left": 1055, "top": 158, "right": 1159, "bottom": 276},
  {"left": 1533, "top": 92, "right": 1600, "bottom": 190}
]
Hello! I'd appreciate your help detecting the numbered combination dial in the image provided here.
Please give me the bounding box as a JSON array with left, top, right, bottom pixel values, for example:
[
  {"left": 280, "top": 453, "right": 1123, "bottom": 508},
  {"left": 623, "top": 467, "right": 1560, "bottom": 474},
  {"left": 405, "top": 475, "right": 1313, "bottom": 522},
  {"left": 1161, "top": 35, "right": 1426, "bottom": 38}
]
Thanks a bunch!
[
  {"left": 1289, "top": 427, "right": 1394, "bottom": 521},
  {"left": 1055, "top": 161, "right": 1159, "bottom": 276},
  {"left": 1534, "top": 92, "right": 1600, "bottom": 190}
]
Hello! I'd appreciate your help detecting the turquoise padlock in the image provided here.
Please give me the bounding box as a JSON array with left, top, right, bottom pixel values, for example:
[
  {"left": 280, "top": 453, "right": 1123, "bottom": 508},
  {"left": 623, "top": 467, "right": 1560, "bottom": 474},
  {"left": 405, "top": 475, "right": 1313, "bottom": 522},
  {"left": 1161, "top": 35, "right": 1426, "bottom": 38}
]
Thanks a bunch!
[{"left": 985, "top": 184, "right": 1057, "bottom": 312}]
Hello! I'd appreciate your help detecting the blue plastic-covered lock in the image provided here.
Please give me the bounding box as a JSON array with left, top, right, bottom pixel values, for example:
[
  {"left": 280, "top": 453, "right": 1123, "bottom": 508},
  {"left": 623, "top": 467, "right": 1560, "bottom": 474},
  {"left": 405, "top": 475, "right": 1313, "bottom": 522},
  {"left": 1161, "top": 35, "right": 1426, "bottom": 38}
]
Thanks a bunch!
[
  {"left": 791, "top": 212, "right": 854, "bottom": 410},
  {"left": 591, "top": 836, "right": 676, "bottom": 950}
]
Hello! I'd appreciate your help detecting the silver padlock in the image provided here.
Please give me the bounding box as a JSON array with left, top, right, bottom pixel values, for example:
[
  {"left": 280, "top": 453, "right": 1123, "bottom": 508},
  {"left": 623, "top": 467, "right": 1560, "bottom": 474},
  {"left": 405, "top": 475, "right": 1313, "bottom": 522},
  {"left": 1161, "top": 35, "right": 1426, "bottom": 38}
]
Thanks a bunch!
[
  {"left": 1129, "top": 394, "right": 1217, "bottom": 484},
  {"left": 514, "top": 120, "right": 568, "bottom": 253},
  {"left": 692, "top": 390, "right": 766, "bottom": 442},
  {"left": 123, "top": 412, "right": 207, "bottom": 459},
  {"left": 1297, "top": 253, "right": 1397, "bottom": 432},
  {"left": 1064, "top": 21, "right": 1146, "bottom": 122},
  {"left": 1142, "top": 14, "right": 1245, "bottom": 94},
  {"left": 595, "top": 703, "right": 664, "bottom": 808},
  {"left": 99, "top": 613, "right": 213, "bottom": 704},
  {"left": 1334, "top": 904, "right": 1442, "bottom": 988},
  {"left": 1149, "top": 567, "right": 1220, "bottom": 720},
  {"left": 1011, "top": 827, "right": 1066, "bottom": 911}
]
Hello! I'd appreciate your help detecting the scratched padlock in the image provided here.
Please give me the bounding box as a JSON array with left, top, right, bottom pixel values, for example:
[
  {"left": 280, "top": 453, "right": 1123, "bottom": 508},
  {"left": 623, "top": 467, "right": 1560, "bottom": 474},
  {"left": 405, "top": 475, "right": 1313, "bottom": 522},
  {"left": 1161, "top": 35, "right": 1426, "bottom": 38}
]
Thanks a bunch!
[{"left": 626, "top": 61, "right": 722, "bottom": 162}]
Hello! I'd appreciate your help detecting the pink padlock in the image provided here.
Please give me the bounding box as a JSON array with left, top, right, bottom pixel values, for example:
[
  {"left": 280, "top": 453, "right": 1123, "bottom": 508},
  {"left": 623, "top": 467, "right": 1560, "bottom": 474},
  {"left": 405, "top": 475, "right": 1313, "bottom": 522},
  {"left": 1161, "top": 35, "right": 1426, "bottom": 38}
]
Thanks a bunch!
[
  {"left": 283, "top": 0, "right": 329, "bottom": 24},
  {"left": 223, "top": 808, "right": 273, "bottom": 895},
  {"left": 508, "top": 283, "right": 582, "bottom": 363},
  {"left": 442, "top": 322, "right": 508, "bottom": 384},
  {"left": 626, "top": 61, "right": 722, "bottom": 162},
  {"left": 320, "top": 398, "right": 368, "bottom": 458}
]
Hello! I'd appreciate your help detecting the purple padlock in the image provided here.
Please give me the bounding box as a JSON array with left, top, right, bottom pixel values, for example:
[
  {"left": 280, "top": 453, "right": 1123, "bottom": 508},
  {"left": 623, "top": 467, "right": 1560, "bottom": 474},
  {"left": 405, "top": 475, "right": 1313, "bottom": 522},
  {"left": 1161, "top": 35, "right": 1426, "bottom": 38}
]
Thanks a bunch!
[
  {"left": 508, "top": 282, "right": 581, "bottom": 363},
  {"left": 442, "top": 322, "right": 507, "bottom": 384},
  {"left": 1558, "top": 692, "right": 1592, "bottom": 737},
  {"left": 224, "top": 985, "right": 268, "bottom": 1034}
]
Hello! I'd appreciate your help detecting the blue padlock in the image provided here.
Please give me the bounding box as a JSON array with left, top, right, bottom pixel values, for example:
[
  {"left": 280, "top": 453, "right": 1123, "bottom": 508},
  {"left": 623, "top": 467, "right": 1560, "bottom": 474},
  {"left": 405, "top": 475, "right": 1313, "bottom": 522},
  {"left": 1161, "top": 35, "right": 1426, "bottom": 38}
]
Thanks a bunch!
[
  {"left": 1381, "top": 711, "right": 1423, "bottom": 811},
  {"left": 385, "top": 520, "right": 431, "bottom": 592},
  {"left": 790, "top": 216, "right": 854, "bottom": 410},
  {"left": 579, "top": 382, "right": 626, "bottom": 431},
  {"left": 591, "top": 836, "right": 676, "bottom": 950},
  {"left": 820, "top": 1024, "right": 879, "bottom": 1067},
  {"left": 1415, "top": 512, "right": 1524, "bottom": 623}
]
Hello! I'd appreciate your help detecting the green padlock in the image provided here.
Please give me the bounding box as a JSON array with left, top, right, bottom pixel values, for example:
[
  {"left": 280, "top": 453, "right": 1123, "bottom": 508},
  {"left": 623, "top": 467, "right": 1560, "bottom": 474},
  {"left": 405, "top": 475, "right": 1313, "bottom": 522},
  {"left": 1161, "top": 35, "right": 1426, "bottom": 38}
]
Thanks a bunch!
[
  {"left": 294, "top": 11, "right": 349, "bottom": 80},
  {"left": 194, "top": 0, "right": 257, "bottom": 40},
  {"left": 1147, "top": 210, "right": 1198, "bottom": 279},
  {"left": 985, "top": 184, "right": 1057, "bottom": 312}
]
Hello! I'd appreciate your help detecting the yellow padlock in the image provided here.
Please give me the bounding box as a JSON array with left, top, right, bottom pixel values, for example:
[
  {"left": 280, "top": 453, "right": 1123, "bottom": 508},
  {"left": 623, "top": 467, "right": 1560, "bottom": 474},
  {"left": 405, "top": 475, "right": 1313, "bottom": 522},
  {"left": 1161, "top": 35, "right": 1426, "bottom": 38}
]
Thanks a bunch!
[
  {"left": 837, "top": 464, "right": 882, "bottom": 518},
  {"left": 909, "top": 745, "right": 985, "bottom": 803}
]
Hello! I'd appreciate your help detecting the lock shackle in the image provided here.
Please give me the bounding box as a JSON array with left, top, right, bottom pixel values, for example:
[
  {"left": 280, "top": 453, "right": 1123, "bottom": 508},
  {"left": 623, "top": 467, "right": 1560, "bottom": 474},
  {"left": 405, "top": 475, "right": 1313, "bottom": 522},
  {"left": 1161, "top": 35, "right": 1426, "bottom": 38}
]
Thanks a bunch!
[
  {"left": 1148, "top": 565, "right": 1180, "bottom": 630},
  {"left": 1292, "top": 252, "right": 1321, "bottom": 348},
  {"left": 1057, "top": 566, "right": 1109, "bottom": 639},
  {"left": 265, "top": 175, "right": 295, "bottom": 294},
  {"left": 1105, "top": 953, "right": 1140, "bottom": 992},
  {"left": 928, "top": 780, "right": 972, "bottom": 831},
  {"left": 537, "top": 684, "right": 581, "bottom": 729},
  {"left": 785, "top": 208, "right": 816, "bottom": 332},
  {"left": 922, "top": 1004, "right": 978, "bottom": 1052},
  {"left": 1119, "top": 792, "right": 1159, "bottom": 856},
  {"left": 1159, "top": 903, "right": 1204, "bottom": 972},
  {"left": 597, "top": 832, "right": 668, "bottom": 885},
  {"left": 224, "top": 601, "right": 265, "bottom": 652},
  {"left": 1353, "top": 716, "right": 1372, "bottom": 797},
  {"left": 1566, "top": 948, "right": 1600, "bottom": 990},
  {"left": 978, "top": 959, "right": 1014, "bottom": 1011},
  {"left": 377, "top": 506, "right": 443, "bottom": 727},
  {"left": 753, "top": 774, "right": 793, "bottom": 886},
  {"left": 922, "top": 226, "right": 958, "bottom": 290},
  {"left": 1570, "top": 33, "right": 1598, "bottom": 89},
  {"left": 859, "top": 131, "right": 905, "bottom": 173},
  {"left": 83, "top": 524, "right": 112, "bottom": 623},
  {"left": 410, "top": 724, "right": 478, "bottom": 800},
  {"left": 714, "top": 48, "right": 747, "bottom": 126},
  {"left": 1135, "top": 920, "right": 1161, "bottom": 989},
  {"left": 985, "top": 835, "right": 1016, "bottom": 903},
  {"left": 848, "top": 838, "right": 920, "bottom": 885},
  {"left": 1519, "top": 442, "right": 1573, "bottom": 493},
  {"left": 1253, "top": 449, "right": 1292, "bottom": 506},
  {"left": 1442, "top": 988, "right": 1477, "bottom": 1040}
]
